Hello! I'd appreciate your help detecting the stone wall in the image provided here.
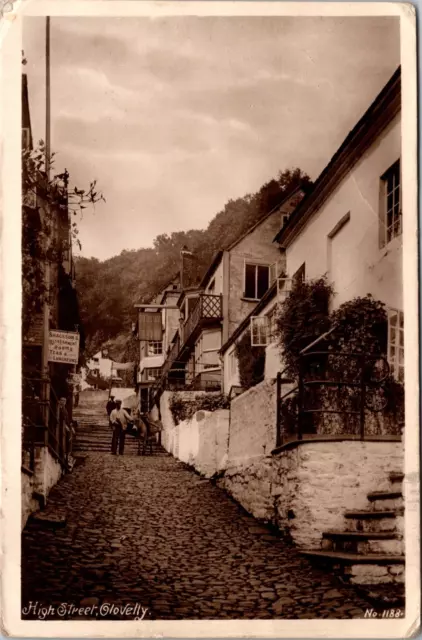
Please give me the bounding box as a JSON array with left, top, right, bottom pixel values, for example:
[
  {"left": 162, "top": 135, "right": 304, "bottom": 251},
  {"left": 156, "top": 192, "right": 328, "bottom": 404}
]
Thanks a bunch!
[
  {"left": 221, "top": 440, "right": 403, "bottom": 548},
  {"left": 160, "top": 405, "right": 229, "bottom": 478},
  {"left": 158, "top": 391, "right": 229, "bottom": 477},
  {"left": 228, "top": 378, "right": 277, "bottom": 464}
]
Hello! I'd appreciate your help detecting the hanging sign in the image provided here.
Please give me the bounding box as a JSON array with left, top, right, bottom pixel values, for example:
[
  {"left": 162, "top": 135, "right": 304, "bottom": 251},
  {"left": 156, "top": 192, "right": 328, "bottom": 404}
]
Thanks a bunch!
[{"left": 48, "top": 330, "right": 80, "bottom": 365}]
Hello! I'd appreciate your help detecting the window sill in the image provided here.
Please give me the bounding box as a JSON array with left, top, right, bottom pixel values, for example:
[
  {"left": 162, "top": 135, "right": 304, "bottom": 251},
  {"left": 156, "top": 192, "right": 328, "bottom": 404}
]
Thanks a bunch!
[{"left": 241, "top": 297, "right": 261, "bottom": 303}]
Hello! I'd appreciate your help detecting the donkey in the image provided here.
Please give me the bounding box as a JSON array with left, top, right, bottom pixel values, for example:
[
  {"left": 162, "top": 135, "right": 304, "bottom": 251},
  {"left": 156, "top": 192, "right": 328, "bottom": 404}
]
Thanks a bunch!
[{"left": 137, "top": 416, "right": 162, "bottom": 456}]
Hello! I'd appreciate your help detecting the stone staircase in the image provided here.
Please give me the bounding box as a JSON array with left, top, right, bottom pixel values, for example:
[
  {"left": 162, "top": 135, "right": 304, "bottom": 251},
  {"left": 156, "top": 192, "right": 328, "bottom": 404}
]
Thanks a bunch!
[
  {"left": 301, "top": 471, "right": 405, "bottom": 600},
  {"left": 73, "top": 390, "right": 167, "bottom": 457}
]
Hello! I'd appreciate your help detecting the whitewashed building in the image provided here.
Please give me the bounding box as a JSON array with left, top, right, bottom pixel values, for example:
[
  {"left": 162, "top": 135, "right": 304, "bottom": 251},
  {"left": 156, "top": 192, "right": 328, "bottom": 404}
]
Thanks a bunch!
[{"left": 221, "top": 66, "right": 403, "bottom": 391}]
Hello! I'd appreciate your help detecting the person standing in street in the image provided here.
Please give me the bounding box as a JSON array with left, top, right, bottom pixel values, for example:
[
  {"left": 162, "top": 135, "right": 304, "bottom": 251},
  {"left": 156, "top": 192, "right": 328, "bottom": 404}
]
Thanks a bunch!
[
  {"left": 110, "top": 399, "right": 131, "bottom": 455},
  {"left": 106, "top": 395, "right": 116, "bottom": 428}
]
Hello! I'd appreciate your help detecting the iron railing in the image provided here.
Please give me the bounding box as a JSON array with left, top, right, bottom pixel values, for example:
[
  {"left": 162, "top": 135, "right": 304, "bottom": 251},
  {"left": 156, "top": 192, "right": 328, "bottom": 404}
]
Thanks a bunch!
[{"left": 276, "top": 352, "right": 402, "bottom": 447}]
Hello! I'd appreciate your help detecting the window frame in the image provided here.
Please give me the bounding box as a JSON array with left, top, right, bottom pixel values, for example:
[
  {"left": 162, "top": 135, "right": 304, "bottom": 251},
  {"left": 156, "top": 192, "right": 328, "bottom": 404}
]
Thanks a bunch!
[
  {"left": 380, "top": 159, "right": 402, "bottom": 247},
  {"left": 147, "top": 341, "right": 163, "bottom": 356},
  {"left": 145, "top": 367, "right": 162, "bottom": 381},
  {"left": 387, "top": 308, "right": 404, "bottom": 382},
  {"left": 250, "top": 316, "right": 269, "bottom": 347},
  {"left": 266, "top": 305, "right": 278, "bottom": 343},
  {"left": 227, "top": 348, "right": 238, "bottom": 378},
  {"left": 243, "top": 262, "right": 271, "bottom": 301}
]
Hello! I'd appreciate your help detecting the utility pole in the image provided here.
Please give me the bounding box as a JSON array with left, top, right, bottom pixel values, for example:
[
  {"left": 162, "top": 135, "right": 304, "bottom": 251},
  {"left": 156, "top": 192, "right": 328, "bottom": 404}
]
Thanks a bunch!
[
  {"left": 42, "top": 16, "right": 51, "bottom": 434},
  {"left": 45, "top": 16, "right": 51, "bottom": 179}
]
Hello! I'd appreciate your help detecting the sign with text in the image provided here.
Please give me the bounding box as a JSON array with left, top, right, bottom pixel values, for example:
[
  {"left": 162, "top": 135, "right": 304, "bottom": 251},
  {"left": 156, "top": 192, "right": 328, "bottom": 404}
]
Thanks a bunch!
[{"left": 48, "top": 330, "right": 80, "bottom": 365}]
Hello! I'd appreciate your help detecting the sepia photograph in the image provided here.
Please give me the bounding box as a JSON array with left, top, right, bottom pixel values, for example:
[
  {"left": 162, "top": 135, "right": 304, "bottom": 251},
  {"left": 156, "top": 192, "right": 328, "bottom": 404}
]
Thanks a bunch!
[{"left": 1, "top": 1, "right": 419, "bottom": 637}]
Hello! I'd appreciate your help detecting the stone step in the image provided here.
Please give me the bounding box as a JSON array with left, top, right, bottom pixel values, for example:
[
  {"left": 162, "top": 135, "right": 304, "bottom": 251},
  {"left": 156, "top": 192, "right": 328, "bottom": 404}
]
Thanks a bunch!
[
  {"left": 302, "top": 550, "right": 405, "bottom": 564},
  {"left": 321, "top": 531, "right": 403, "bottom": 555},
  {"left": 367, "top": 491, "right": 403, "bottom": 512},
  {"left": 389, "top": 471, "right": 404, "bottom": 483},
  {"left": 301, "top": 550, "right": 405, "bottom": 585},
  {"left": 344, "top": 509, "right": 404, "bottom": 534}
]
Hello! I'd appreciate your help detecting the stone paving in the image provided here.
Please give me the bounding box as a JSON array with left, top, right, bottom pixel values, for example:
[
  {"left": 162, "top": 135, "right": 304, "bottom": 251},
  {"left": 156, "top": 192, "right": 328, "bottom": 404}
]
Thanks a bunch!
[{"left": 22, "top": 452, "right": 374, "bottom": 620}]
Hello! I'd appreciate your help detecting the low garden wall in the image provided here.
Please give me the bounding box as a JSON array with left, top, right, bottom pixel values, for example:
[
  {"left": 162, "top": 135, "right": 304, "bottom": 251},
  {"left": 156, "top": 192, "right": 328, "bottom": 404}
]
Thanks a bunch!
[
  {"left": 158, "top": 391, "right": 229, "bottom": 477},
  {"left": 228, "top": 378, "right": 277, "bottom": 464},
  {"left": 220, "top": 439, "right": 404, "bottom": 548}
]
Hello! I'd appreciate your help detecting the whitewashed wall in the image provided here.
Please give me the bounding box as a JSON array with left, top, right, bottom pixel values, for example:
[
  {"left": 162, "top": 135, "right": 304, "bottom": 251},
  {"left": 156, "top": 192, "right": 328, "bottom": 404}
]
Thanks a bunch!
[
  {"left": 286, "top": 116, "right": 402, "bottom": 312},
  {"left": 228, "top": 379, "right": 277, "bottom": 464},
  {"left": 21, "top": 447, "right": 63, "bottom": 530}
]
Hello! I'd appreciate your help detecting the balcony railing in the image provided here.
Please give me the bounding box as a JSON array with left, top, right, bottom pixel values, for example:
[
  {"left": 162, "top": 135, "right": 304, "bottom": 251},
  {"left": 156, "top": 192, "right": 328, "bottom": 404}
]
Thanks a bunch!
[{"left": 181, "top": 294, "right": 222, "bottom": 346}]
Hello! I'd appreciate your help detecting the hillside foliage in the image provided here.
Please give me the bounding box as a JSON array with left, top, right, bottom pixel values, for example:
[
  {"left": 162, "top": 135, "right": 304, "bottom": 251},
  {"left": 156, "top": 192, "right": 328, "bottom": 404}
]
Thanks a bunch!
[{"left": 75, "top": 168, "right": 310, "bottom": 360}]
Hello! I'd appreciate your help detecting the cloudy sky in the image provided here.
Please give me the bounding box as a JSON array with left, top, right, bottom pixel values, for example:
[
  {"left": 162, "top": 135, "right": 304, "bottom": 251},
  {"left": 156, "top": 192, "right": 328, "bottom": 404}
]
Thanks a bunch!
[{"left": 23, "top": 16, "right": 400, "bottom": 261}]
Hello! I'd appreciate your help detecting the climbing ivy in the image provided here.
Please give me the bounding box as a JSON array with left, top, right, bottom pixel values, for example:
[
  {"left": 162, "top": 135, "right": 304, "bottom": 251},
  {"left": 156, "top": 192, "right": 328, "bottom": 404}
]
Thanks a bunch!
[
  {"left": 234, "top": 332, "right": 266, "bottom": 390},
  {"left": 274, "top": 282, "right": 404, "bottom": 437},
  {"left": 169, "top": 392, "right": 229, "bottom": 425},
  {"left": 276, "top": 276, "right": 333, "bottom": 379}
]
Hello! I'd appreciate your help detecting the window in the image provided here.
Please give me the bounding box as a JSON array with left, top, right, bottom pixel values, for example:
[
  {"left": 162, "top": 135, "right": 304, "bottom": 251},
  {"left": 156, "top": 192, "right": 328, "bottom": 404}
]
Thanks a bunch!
[
  {"left": 388, "top": 309, "right": 404, "bottom": 382},
  {"left": 266, "top": 306, "right": 278, "bottom": 343},
  {"left": 208, "top": 279, "right": 215, "bottom": 293},
  {"left": 228, "top": 349, "right": 238, "bottom": 378},
  {"left": 280, "top": 212, "right": 290, "bottom": 228},
  {"left": 148, "top": 341, "right": 163, "bottom": 355},
  {"left": 244, "top": 263, "right": 270, "bottom": 300},
  {"left": 145, "top": 367, "right": 161, "bottom": 381},
  {"left": 293, "top": 262, "right": 306, "bottom": 285},
  {"left": 250, "top": 316, "right": 269, "bottom": 346},
  {"left": 382, "top": 160, "right": 401, "bottom": 245},
  {"left": 195, "top": 331, "right": 221, "bottom": 372},
  {"left": 277, "top": 277, "right": 293, "bottom": 303},
  {"left": 22, "top": 127, "right": 30, "bottom": 150}
]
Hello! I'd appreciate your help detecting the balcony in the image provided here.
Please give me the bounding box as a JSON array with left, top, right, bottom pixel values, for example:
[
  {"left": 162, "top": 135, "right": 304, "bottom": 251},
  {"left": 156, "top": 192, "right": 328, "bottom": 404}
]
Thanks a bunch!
[{"left": 180, "top": 294, "right": 223, "bottom": 351}]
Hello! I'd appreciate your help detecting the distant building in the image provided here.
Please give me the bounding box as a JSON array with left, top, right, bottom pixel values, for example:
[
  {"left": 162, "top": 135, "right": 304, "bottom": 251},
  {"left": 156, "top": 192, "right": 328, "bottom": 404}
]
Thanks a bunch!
[
  {"left": 146, "top": 187, "right": 307, "bottom": 399},
  {"left": 133, "top": 276, "right": 181, "bottom": 413},
  {"left": 84, "top": 350, "right": 114, "bottom": 381}
]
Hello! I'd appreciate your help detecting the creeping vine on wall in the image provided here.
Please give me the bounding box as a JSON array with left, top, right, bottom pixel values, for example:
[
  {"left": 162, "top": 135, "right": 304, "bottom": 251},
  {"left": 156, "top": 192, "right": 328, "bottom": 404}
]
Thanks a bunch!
[
  {"left": 234, "top": 332, "right": 266, "bottom": 390},
  {"left": 169, "top": 392, "right": 230, "bottom": 425},
  {"left": 274, "top": 280, "right": 404, "bottom": 437}
]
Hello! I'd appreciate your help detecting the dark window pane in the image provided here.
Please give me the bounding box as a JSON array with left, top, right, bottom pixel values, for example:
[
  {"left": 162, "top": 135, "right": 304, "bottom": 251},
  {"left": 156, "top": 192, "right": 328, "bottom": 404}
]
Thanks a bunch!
[
  {"left": 245, "top": 264, "right": 256, "bottom": 298},
  {"left": 187, "top": 296, "right": 198, "bottom": 315},
  {"left": 257, "top": 265, "right": 269, "bottom": 298}
]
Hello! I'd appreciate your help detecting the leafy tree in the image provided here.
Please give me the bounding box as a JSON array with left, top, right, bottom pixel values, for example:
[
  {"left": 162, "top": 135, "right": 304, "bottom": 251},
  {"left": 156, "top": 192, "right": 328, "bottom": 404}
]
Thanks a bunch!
[{"left": 76, "top": 166, "right": 310, "bottom": 360}]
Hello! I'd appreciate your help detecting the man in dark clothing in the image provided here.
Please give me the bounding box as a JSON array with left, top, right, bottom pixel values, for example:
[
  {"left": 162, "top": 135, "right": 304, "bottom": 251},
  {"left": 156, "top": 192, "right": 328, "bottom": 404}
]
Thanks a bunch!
[{"left": 106, "top": 396, "right": 116, "bottom": 419}]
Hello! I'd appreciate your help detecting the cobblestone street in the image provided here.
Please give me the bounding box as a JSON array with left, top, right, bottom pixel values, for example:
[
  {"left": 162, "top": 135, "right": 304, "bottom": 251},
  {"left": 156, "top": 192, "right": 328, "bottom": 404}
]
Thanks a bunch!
[{"left": 21, "top": 451, "right": 375, "bottom": 620}]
